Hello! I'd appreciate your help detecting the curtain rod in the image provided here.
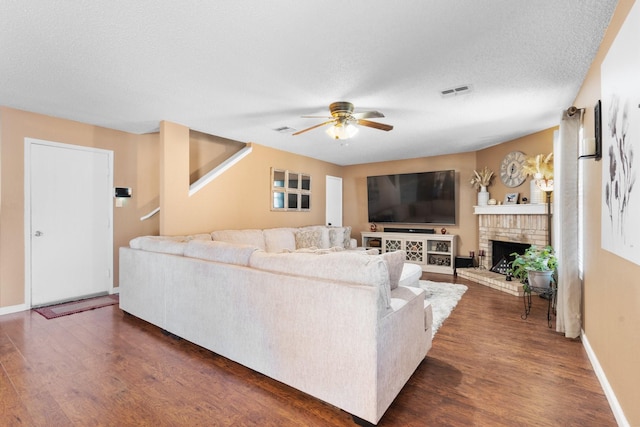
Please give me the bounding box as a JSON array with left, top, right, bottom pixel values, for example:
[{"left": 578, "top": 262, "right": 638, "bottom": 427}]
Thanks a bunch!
[{"left": 565, "top": 106, "right": 585, "bottom": 117}]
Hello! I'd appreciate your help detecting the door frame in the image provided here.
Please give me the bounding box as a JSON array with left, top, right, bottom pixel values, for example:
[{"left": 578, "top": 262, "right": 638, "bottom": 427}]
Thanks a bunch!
[{"left": 23, "top": 138, "right": 114, "bottom": 308}]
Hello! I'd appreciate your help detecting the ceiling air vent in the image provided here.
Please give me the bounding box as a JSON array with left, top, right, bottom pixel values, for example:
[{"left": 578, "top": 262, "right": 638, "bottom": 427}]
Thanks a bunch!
[
  {"left": 441, "top": 84, "right": 472, "bottom": 98},
  {"left": 274, "top": 126, "right": 297, "bottom": 134}
]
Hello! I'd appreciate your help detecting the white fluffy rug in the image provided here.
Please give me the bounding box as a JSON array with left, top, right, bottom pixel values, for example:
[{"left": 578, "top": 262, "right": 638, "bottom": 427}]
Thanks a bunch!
[{"left": 419, "top": 280, "right": 468, "bottom": 336}]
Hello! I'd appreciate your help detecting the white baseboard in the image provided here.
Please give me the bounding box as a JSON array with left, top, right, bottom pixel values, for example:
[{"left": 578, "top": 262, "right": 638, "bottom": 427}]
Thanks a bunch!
[
  {"left": 582, "top": 330, "right": 629, "bottom": 427},
  {"left": 0, "top": 303, "right": 28, "bottom": 316}
]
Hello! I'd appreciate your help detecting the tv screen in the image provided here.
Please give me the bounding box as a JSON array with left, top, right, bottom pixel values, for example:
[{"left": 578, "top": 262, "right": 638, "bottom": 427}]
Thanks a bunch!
[{"left": 367, "top": 170, "right": 456, "bottom": 225}]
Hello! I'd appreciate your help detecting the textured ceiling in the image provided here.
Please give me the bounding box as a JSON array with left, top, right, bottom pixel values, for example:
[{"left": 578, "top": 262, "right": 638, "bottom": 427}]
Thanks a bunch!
[{"left": 0, "top": 1, "right": 617, "bottom": 165}]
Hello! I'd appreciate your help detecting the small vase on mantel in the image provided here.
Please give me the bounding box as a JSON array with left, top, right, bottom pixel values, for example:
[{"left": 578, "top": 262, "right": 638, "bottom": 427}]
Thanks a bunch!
[
  {"left": 529, "top": 179, "right": 545, "bottom": 204},
  {"left": 477, "top": 185, "right": 490, "bottom": 206}
]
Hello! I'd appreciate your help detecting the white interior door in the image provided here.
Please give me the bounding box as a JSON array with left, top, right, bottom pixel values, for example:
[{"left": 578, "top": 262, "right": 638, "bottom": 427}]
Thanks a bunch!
[
  {"left": 27, "top": 139, "right": 113, "bottom": 306},
  {"left": 326, "top": 175, "right": 342, "bottom": 226}
]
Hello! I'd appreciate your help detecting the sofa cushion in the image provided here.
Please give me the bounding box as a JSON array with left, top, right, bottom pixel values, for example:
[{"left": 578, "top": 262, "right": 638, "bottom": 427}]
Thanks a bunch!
[
  {"left": 381, "top": 250, "right": 406, "bottom": 290},
  {"left": 211, "top": 229, "right": 266, "bottom": 250},
  {"left": 263, "top": 227, "right": 297, "bottom": 253},
  {"left": 184, "top": 240, "right": 259, "bottom": 266}
]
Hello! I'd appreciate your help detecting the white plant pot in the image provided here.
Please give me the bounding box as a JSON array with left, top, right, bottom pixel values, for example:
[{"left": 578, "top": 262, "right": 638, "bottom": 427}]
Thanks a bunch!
[
  {"left": 527, "top": 270, "right": 553, "bottom": 289},
  {"left": 477, "top": 186, "right": 490, "bottom": 206},
  {"left": 530, "top": 179, "right": 545, "bottom": 204}
]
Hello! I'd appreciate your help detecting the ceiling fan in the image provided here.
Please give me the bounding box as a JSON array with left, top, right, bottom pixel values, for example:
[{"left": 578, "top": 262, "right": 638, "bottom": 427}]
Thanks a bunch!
[{"left": 292, "top": 101, "right": 393, "bottom": 140}]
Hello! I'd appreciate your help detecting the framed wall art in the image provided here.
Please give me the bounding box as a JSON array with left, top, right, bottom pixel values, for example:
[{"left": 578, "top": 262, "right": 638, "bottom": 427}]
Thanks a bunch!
[{"left": 601, "top": 1, "right": 640, "bottom": 266}]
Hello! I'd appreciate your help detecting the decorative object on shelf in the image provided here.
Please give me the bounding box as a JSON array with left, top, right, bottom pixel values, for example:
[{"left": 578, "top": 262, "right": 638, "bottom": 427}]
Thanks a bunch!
[
  {"left": 370, "top": 223, "right": 377, "bottom": 232},
  {"left": 470, "top": 166, "right": 494, "bottom": 206},
  {"left": 529, "top": 179, "right": 545, "bottom": 204},
  {"left": 509, "top": 245, "right": 558, "bottom": 291},
  {"left": 504, "top": 192, "right": 519, "bottom": 204},
  {"left": 435, "top": 242, "right": 449, "bottom": 252},
  {"left": 522, "top": 152, "right": 554, "bottom": 244},
  {"left": 440, "top": 227, "right": 447, "bottom": 234},
  {"left": 522, "top": 152, "right": 554, "bottom": 183},
  {"left": 487, "top": 198, "right": 497, "bottom": 205},
  {"left": 500, "top": 151, "right": 527, "bottom": 187}
]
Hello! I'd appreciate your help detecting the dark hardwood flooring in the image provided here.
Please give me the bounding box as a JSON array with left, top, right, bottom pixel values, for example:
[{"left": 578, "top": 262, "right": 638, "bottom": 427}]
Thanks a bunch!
[{"left": 0, "top": 274, "right": 615, "bottom": 426}]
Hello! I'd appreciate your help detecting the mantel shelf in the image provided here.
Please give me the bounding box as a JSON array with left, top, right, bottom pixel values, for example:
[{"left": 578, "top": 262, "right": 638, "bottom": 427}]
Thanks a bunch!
[{"left": 474, "top": 204, "right": 549, "bottom": 215}]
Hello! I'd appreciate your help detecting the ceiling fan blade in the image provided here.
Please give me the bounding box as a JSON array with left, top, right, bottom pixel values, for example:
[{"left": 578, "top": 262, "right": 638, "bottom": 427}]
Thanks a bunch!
[
  {"left": 353, "top": 111, "right": 385, "bottom": 119},
  {"left": 292, "top": 119, "right": 336, "bottom": 136},
  {"left": 301, "top": 115, "right": 333, "bottom": 119},
  {"left": 357, "top": 119, "right": 394, "bottom": 131}
]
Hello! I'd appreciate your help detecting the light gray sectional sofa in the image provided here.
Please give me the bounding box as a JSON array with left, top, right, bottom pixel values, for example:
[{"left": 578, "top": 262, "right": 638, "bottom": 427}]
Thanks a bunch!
[{"left": 119, "top": 226, "right": 432, "bottom": 425}]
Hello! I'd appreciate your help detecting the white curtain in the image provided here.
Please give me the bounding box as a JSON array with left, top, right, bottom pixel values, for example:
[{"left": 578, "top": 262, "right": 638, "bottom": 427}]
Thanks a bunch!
[{"left": 554, "top": 109, "right": 583, "bottom": 338}]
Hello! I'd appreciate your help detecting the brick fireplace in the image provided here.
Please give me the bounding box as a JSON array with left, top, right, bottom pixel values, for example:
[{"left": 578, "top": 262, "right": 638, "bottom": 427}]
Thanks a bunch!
[{"left": 457, "top": 204, "right": 549, "bottom": 296}]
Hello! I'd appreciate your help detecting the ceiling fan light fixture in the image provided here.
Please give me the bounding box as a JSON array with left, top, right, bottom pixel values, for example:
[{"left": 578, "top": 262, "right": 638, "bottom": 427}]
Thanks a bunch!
[{"left": 326, "top": 122, "right": 358, "bottom": 140}]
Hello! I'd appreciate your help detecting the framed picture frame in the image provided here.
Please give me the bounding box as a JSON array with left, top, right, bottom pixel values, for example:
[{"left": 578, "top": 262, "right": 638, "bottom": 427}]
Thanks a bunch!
[{"left": 504, "top": 192, "right": 519, "bottom": 205}]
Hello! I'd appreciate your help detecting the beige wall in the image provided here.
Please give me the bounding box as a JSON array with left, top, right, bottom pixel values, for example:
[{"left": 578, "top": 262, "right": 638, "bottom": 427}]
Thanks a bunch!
[
  {"left": 158, "top": 121, "right": 343, "bottom": 236},
  {"left": 476, "top": 128, "right": 556, "bottom": 203},
  {"left": 189, "top": 130, "right": 245, "bottom": 184},
  {"left": 572, "top": 0, "right": 639, "bottom": 424},
  {"left": 0, "top": 107, "right": 160, "bottom": 308}
]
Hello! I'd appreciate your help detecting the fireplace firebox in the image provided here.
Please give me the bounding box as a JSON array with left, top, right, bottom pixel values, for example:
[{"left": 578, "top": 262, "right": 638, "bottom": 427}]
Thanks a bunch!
[{"left": 490, "top": 241, "right": 530, "bottom": 274}]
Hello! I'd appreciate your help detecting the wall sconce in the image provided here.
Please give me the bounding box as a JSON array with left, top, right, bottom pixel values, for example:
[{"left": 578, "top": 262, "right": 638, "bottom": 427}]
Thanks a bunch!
[
  {"left": 114, "top": 187, "right": 132, "bottom": 198},
  {"left": 579, "top": 100, "right": 602, "bottom": 160},
  {"left": 114, "top": 187, "right": 132, "bottom": 208}
]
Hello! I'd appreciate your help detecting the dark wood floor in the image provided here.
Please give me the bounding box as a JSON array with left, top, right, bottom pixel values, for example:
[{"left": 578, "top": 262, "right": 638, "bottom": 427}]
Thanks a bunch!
[{"left": 1, "top": 274, "right": 615, "bottom": 426}]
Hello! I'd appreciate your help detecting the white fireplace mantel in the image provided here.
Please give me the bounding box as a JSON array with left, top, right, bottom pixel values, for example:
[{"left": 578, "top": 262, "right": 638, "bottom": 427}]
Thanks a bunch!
[{"left": 474, "top": 204, "right": 549, "bottom": 215}]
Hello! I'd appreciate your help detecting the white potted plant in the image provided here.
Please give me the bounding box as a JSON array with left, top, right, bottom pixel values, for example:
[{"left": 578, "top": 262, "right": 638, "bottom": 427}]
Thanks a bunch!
[
  {"left": 510, "top": 245, "right": 558, "bottom": 290},
  {"left": 522, "top": 152, "right": 553, "bottom": 204},
  {"left": 470, "top": 166, "right": 494, "bottom": 206}
]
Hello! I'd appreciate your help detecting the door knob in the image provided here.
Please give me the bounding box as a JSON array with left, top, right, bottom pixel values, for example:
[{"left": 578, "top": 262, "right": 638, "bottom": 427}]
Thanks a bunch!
[{"left": 34, "top": 231, "right": 44, "bottom": 237}]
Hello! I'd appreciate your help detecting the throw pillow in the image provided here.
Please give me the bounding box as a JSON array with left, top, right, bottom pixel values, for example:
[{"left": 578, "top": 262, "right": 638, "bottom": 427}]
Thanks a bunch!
[
  {"left": 381, "top": 250, "right": 406, "bottom": 290},
  {"left": 297, "top": 226, "right": 331, "bottom": 249},
  {"left": 295, "top": 229, "right": 322, "bottom": 249},
  {"left": 328, "top": 227, "right": 346, "bottom": 248},
  {"left": 343, "top": 226, "right": 352, "bottom": 248}
]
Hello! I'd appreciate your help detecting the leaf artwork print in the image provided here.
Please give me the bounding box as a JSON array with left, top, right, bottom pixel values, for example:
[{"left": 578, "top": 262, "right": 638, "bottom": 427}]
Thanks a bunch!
[
  {"left": 600, "top": 0, "right": 640, "bottom": 266},
  {"left": 604, "top": 95, "right": 636, "bottom": 241}
]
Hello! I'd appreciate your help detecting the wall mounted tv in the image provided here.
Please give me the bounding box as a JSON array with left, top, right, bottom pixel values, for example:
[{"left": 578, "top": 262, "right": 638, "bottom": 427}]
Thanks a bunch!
[{"left": 367, "top": 170, "right": 456, "bottom": 225}]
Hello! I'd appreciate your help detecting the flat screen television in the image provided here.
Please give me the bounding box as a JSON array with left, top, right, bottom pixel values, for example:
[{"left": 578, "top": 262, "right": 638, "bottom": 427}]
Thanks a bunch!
[{"left": 367, "top": 170, "right": 456, "bottom": 225}]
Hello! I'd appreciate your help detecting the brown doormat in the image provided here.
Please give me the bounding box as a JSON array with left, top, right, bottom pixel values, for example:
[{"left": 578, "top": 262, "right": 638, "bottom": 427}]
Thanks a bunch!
[{"left": 33, "top": 294, "right": 119, "bottom": 319}]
